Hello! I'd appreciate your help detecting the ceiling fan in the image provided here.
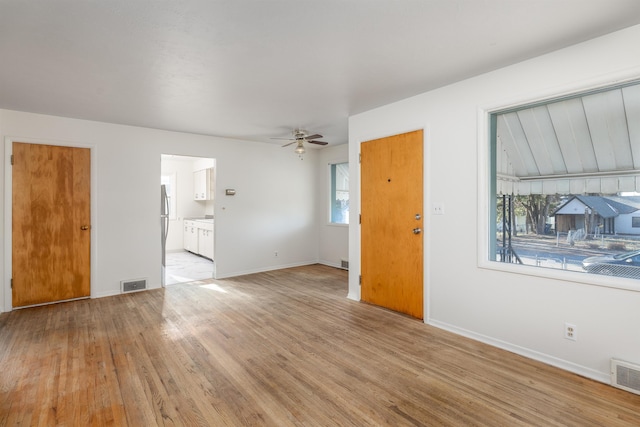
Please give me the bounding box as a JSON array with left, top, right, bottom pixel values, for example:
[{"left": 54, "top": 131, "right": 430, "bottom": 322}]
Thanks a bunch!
[{"left": 272, "top": 129, "right": 328, "bottom": 156}]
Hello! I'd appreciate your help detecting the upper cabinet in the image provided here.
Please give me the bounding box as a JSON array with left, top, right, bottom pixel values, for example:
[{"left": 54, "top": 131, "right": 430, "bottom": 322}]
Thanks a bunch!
[{"left": 194, "top": 168, "right": 215, "bottom": 200}]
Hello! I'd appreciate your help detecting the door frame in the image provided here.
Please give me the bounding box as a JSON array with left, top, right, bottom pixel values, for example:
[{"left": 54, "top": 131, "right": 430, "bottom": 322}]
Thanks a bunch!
[
  {"left": 3, "top": 137, "right": 98, "bottom": 312},
  {"left": 160, "top": 154, "right": 217, "bottom": 286},
  {"left": 348, "top": 124, "right": 431, "bottom": 322}
]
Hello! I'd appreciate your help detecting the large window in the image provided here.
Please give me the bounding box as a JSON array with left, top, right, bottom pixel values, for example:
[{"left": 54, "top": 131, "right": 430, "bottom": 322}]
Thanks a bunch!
[
  {"left": 490, "top": 80, "right": 640, "bottom": 281},
  {"left": 330, "top": 162, "right": 349, "bottom": 224}
]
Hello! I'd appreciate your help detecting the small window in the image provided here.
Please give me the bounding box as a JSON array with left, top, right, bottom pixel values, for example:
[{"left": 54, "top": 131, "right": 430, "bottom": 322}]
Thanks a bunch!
[
  {"left": 330, "top": 162, "right": 349, "bottom": 224},
  {"left": 633, "top": 217, "right": 640, "bottom": 228}
]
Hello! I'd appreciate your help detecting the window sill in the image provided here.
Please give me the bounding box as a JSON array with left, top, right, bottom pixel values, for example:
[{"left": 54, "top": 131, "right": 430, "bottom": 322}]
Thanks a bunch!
[
  {"left": 478, "top": 258, "right": 640, "bottom": 293},
  {"left": 327, "top": 222, "right": 349, "bottom": 228}
]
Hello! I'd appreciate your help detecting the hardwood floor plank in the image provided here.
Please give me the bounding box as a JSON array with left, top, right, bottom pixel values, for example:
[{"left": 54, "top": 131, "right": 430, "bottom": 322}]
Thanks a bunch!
[{"left": 1, "top": 264, "right": 639, "bottom": 426}]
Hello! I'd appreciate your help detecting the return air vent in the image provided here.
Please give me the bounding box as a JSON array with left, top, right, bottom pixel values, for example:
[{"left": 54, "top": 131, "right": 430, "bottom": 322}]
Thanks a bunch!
[
  {"left": 341, "top": 259, "right": 349, "bottom": 270},
  {"left": 121, "top": 278, "right": 147, "bottom": 293},
  {"left": 611, "top": 358, "right": 640, "bottom": 395}
]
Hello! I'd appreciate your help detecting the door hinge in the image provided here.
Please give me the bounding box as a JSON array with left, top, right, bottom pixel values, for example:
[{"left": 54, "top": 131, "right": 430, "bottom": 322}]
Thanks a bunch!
[
  {"left": 10, "top": 154, "right": 14, "bottom": 165},
  {"left": 359, "top": 153, "right": 361, "bottom": 163},
  {"left": 10, "top": 278, "right": 13, "bottom": 288},
  {"left": 359, "top": 275, "right": 362, "bottom": 285},
  {"left": 359, "top": 214, "right": 361, "bottom": 224}
]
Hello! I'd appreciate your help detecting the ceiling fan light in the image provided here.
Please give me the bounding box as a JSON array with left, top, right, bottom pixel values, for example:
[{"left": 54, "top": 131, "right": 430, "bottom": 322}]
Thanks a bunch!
[{"left": 294, "top": 144, "right": 305, "bottom": 154}]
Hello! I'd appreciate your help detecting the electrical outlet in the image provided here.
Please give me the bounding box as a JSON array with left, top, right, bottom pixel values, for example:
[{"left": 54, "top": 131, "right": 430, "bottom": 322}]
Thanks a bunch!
[
  {"left": 432, "top": 202, "right": 445, "bottom": 215},
  {"left": 565, "top": 323, "right": 577, "bottom": 341}
]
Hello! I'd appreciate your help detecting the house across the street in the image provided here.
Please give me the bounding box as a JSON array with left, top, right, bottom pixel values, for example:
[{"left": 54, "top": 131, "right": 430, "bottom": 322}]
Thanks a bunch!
[{"left": 554, "top": 195, "right": 640, "bottom": 235}]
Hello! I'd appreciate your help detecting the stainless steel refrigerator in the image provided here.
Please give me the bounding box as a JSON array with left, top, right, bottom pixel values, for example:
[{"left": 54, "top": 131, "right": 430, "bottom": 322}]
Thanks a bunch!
[{"left": 161, "top": 184, "right": 169, "bottom": 287}]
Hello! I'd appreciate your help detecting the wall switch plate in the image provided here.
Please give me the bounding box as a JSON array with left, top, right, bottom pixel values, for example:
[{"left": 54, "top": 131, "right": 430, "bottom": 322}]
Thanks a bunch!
[{"left": 432, "top": 202, "right": 445, "bottom": 215}]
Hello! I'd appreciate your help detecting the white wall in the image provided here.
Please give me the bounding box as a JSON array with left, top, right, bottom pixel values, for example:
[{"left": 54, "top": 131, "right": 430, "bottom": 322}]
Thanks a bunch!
[
  {"left": 1, "top": 110, "right": 320, "bottom": 311},
  {"left": 349, "top": 24, "right": 640, "bottom": 382},
  {"left": 317, "top": 144, "right": 349, "bottom": 270},
  {"left": 615, "top": 213, "right": 640, "bottom": 235}
]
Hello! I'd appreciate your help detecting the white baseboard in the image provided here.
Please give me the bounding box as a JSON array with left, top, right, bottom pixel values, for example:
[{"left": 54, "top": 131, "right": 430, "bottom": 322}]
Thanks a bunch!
[
  {"left": 91, "top": 290, "right": 121, "bottom": 299},
  {"left": 427, "top": 319, "right": 609, "bottom": 384},
  {"left": 215, "top": 261, "right": 318, "bottom": 279},
  {"left": 346, "top": 292, "right": 359, "bottom": 301},
  {"left": 318, "top": 260, "right": 342, "bottom": 269}
]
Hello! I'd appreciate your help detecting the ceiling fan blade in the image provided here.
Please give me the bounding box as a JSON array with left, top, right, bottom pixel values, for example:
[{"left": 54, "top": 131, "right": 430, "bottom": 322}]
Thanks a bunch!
[
  {"left": 305, "top": 134, "right": 323, "bottom": 140},
  {"left": 308, "top": 140, "right": 328, "bottom": 146},
  {"left": 271, "top": 137, "right": 295, "bottom": 140},
  {"left": 281, "top": 141, "right": 297, "bottom": 147}
]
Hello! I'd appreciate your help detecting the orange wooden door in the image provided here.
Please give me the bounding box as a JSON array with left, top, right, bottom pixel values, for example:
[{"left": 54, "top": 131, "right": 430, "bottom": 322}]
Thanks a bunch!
[
  {"left": 12, "top": 142, "right": 91, "bottom": 307},
  {"left": 361, "top": 130, "right": 424, "bottom": 319}
]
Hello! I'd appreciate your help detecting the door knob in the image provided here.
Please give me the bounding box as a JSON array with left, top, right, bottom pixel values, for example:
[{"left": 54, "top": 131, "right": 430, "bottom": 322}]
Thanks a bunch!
[
  {"left": 81, "top": 225, "right": 90, "bottom": 230},
  {"left": 413, "top": 228, "right": 421, "bottom": 234}
]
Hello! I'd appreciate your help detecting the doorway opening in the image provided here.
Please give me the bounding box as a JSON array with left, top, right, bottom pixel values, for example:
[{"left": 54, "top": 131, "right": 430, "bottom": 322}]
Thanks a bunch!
[{"left": 161, "top": 154, "right": 216, "bottom": 286}]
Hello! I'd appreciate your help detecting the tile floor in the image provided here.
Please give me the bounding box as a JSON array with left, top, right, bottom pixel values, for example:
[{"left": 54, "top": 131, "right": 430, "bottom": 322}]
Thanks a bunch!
[{"left": 165, "top": 250, "right": 214, "bottom": 285}]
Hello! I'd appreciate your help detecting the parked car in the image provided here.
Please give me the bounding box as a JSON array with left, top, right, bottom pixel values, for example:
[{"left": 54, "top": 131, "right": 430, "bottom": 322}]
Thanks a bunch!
[{"left": 582, "top": 250, "right": 640, "bottom": 279}]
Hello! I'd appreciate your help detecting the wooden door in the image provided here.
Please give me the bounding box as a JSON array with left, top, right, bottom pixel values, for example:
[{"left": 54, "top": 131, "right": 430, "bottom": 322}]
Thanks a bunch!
[
  {"left": 12, "top": 142, "right": 91, "bottom": 307},
  {"left": 361, "top": 130, "right": 424, "bottom": 319}
]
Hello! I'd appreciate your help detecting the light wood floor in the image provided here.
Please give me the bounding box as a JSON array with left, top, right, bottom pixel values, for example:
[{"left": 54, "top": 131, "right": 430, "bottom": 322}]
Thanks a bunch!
[{"left": 1, "top": 264, "right": 639, "bottom": 426}]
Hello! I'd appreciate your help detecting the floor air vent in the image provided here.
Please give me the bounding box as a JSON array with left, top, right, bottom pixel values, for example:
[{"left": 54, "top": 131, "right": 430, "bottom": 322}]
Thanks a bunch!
[
  {"left": 121, "top": 278, "right": 147, "bottom": 293},
  {"left": 611, "top": 358, "right": 640, "bottom": 395},
  {"left": 341, "top": 259, "right": 349, "bottom": 270}
]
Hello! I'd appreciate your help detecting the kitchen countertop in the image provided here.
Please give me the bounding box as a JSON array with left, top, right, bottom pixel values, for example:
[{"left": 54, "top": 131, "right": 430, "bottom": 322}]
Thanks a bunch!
[{"left": 185, "top": 217, "right": 214, "bottom": 223}]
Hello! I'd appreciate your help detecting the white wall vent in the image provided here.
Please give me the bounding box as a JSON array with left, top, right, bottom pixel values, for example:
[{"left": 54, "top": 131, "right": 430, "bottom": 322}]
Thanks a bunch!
[
  {"left": 121, "top": 278, "right": 147, "bottom": 293},
  {"left": 341, "top": 259, "right": 349, "bottom": 270},
  {"left": 611, "top": 358, "right": 640, "bottom": 395}
]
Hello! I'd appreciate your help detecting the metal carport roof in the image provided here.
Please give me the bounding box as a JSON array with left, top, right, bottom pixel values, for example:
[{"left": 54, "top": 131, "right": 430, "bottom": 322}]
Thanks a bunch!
[{"left": 496, "top": 81, "right": 640, "bottom": 195}]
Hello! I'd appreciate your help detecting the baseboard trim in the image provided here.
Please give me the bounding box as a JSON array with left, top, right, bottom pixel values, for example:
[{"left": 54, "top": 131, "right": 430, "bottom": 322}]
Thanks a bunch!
[
  {"left": 92, "top": 290, "right": 122, "bottom": 299},
  {"left": 427, "top": 319, "right": 609, "bottom": 384},
  {"left": 215, "top": 261, "right": 318, "bottom": 279},
  {"left": 318, "top": 260, "right": 341, "bottom": 269}
]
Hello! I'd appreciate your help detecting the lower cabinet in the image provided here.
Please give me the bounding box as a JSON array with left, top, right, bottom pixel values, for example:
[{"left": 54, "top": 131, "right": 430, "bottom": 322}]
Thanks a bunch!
[
  {"left": 198, "top": 229, "right": 214, "bottom": 260},
  {"left": 183, "top": 220, "right": 199, "bottom": 253},
  {"left": 183, "top": 220, "right": 214, "bottom": 260}
]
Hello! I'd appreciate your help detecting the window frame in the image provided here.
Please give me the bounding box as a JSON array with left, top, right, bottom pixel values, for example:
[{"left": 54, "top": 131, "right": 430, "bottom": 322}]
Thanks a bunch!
[
  {"left": 477, "top": 79, "right": 640, "bottom": 293},
  {"left": 328, "top": 161, "right": 349, "bottom": 226}
]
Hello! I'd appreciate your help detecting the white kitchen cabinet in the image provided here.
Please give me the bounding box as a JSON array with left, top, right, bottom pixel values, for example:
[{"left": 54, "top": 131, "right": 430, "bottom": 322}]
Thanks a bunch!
[
  {"left": 183, "top": 220, "right": 199, "bottom": 253},
  {"left": 198, "top": 228, "right": 214, "bottom": 260},
  {"left": 194, "top": 168, "right": 215, "bottom": 200},
  {"left": 184, "top": 219, "right": 214, "bottom": 260}
]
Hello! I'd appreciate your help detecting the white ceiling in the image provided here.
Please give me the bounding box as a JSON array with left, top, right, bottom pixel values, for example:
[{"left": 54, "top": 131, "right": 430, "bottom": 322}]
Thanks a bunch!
[{"left": 1, "top": 1, "right": 640, "bottom": 146}]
